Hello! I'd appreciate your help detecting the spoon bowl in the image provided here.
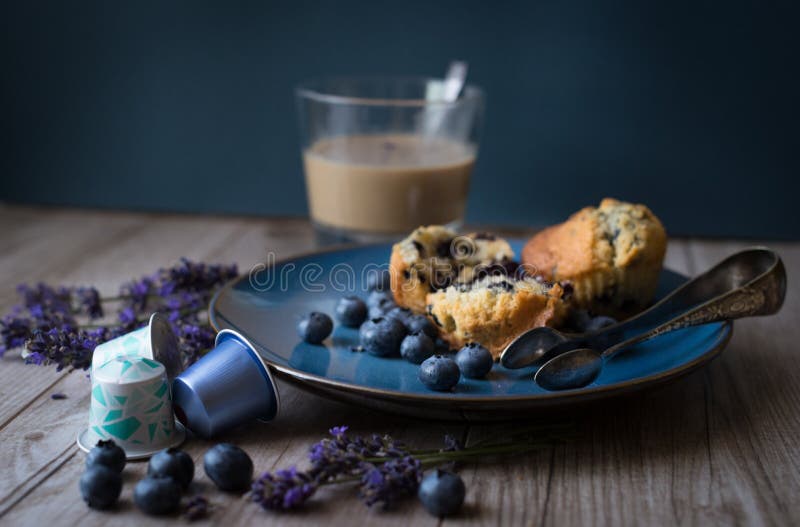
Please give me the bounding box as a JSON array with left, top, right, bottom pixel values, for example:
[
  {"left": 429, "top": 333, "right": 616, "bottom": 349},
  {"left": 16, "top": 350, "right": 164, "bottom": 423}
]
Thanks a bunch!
[
  {"left": 534, "top": 348, "right": 603, "bottom": 391},
  {"left": 500, "top": 327, "right": 568, "bottom": 369}
]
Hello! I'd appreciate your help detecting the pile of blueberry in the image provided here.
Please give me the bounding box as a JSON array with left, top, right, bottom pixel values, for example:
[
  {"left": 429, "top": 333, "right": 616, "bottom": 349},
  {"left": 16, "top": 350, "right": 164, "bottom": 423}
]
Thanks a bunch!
[
  {"left": 296, "top": 270, "right": 495, "bottom": 392},
  {"left": 79, "top": 439, "right": 253, "bottom": 517}
]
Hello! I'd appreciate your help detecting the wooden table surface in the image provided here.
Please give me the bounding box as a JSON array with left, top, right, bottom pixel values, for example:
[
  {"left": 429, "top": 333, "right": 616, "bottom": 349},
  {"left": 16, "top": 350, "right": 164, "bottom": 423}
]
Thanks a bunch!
[{"left": 0, "top": 204, "right": 798, "bottom": 527}]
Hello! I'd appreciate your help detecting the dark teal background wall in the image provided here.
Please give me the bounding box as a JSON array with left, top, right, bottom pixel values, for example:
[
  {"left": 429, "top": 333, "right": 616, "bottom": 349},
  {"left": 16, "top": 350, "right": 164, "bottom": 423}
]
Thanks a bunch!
[{"left": 2, "top": 1, "right": 797, "bottom": 238}]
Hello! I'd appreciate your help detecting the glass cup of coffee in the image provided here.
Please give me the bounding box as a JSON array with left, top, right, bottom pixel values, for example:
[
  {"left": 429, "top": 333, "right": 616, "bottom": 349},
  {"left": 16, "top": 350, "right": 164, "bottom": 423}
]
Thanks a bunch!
[{"left": 296, "top": 77, "right": 484, "bottom": 243}]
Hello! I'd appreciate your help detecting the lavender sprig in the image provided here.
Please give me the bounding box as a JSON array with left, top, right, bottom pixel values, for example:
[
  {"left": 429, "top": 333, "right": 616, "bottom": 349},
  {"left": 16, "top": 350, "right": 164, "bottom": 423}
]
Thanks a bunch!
[
  {"left": 184, "top": 495, "right": 210, "bottom": 521},
  {"left": 251, "top": 467, "right": 318, "bottom": 510},
  {"left": 251, "top": 423, "right": 575, "bottom": 513},
  {"left": 1, "top": 258, "right": 237, "bottom": 369},
  {"left": 24, "top": 326, "right": 104, "bottom": 371},
  {"left": 358, "top": 456, "right": 422, "bottom": 509}
]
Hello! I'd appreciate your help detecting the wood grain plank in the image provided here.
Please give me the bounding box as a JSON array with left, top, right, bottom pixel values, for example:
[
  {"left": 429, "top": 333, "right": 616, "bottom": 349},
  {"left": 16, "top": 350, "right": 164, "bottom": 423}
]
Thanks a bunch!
[{"left": 686, "top": 240, "right": 800, "bottom": 525}]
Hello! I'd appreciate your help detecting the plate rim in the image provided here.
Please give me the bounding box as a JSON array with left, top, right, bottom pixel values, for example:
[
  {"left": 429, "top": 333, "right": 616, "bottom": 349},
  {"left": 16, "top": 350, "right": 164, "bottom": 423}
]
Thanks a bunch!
[{"left": 209, "top": 242, "right": 733, "bottom": 405}]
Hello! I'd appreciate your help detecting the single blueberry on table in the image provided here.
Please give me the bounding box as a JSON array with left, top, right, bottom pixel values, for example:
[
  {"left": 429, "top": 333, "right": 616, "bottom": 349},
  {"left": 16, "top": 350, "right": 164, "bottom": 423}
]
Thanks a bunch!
[
  {"left": 203, "top": 443, "right": 254, "bottom": 492},
  {"left": 418, "top": 469, "right": 466, "bottom": 517},
  {"left": 400, "top": 332, "right": 436, "bottom": 364},
  {"left": 79, "top": 465, "right": 122, "bottom": 510},
  {"left": 585, "top": 315, "right": 618, "bottom": 333},
  {"left": 359, "top": 317, "right": 407, "bottom": 357},
  {"left": 455, "top": 342, "right": 493, "bottom": 379},
  {"left": 335, "top": 296, "right": 368, "bottom": 328},
  {"left": 134, "top": 475, "right": 182, "bottom": 515},
  {"left": 297, "top": 312, "right": 333, "bottom": 344},
  {"left": 405, "top": 314, "right": 438, "bottom": 338},
  {"left": 147, "top": 447, "right": 195, "bottom": 489},
  {"left": 366, "top": 269, "right": 392, "bottom": 291},
  {"left": 419, "top": 355, "right": 460, "bottom": 391},
  {"left": 85, "top": 439, "right": 126, "bottom": 473}
]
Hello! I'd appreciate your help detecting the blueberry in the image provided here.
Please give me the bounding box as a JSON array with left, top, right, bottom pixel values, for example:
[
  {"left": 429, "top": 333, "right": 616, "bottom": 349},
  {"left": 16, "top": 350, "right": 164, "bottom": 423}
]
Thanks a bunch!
[
  {"left": 367, "top": 269, "right": 392, "bottom": 291},
  {"left": 79, "top": 465, "right": 122, "bottom": 510},
  {"left": 134, "top": 475, "right": 182, "bottom": 515},
  {"left": 418, "top": 469, "right": 466, "bottom": 517},
  {"left": 400, "top": 332, "right": 435, "bottom": 364},
  {"left": 455, "top": 343, "right": 493, "bottom": 379},
  {"left": 386, "top": 306, "right": 413, "bottom": 327},
  {"left": 359, "top": 317, "right": 407, "bottom": 357},
  {"left": 85, "top": 439, "right": 126, "bottom": 473},
  {"left": 434, "top": 337, "right": 452, "bottom": 355},
  {"left": 568, "top": 309, "right": 594, "bottom": 332},
  {"left": 368, "top": 300, "right": 396, "bottom": 319},
  {"left": 203, "top": 443, "right": 253, "bottom": 492},
  {"left": 297, "top": 312, "right": 333, "bottom": 344},
  {"left": 367, "top": 290, "right": 396, "bottom": 318},
  {"left": 405, "top": 314, "right": 438, "bottom": 338},
  {"left": 419, "top": 355, "right": 460, "bottom": 391},
  {"left": 585, "top": 315, "right": 618, "bottom": 332},
  {"left": 367, "top": 289, "right": 394, "bottom": 309},
  {"left": 147, "top": 447, "right": 194, "bottom": 489},
  {"left": 335, "top": 296, "right": 368, "bottom": 328}
]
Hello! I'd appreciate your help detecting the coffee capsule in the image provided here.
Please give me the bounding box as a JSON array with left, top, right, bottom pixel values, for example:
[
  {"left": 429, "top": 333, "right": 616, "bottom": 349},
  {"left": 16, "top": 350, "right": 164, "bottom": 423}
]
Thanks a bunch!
[
  {"left": 77, "top": 355, "right": 185, "bottom": 459},
  {"left": 91, "top": 312, "right": 181, "bottom": 381},
  {"left": 171, "top": 329, "right": 279, "bottom": 438}
]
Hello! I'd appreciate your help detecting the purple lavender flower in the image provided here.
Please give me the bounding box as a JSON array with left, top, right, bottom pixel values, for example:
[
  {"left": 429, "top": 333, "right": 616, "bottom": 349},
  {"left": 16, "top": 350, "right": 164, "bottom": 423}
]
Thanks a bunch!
[
  {"left": 0, "top": 314, "right": 31, "bottom": 356},
  {"left": 442, "top": 434, "right": 463, "bottom": 452},
  {"left": 358, "top": 456, "right": 422, "bottom": 509},
  {"left": 251, "top": 467, "right": 318, "bottom": 510},
  {"left": 119, "top": 276, "right": 154, "bottom": 314},
  {"left": 174, "top": 320, "right": 216, "bottom": 366},
  {"left": 184, "top": 495, "right": 210, "bottom": 521},
  {"left": 24, "top": 327, "right": 101, "bottom": 371},
  {"left": 159, "top": 258, "right": 238, "bottom": 296},
  {"left": 75, "top": 287, "right": 103, "bottom": 319},
  {"left": 16, "top": 283, "right": 73, "bottom": 314},
  {"left": 330, "top": 425, "right": 348, "bottom": 437},
  {"left": 15, "top": 283, "right": 77, "bottom": 331}
]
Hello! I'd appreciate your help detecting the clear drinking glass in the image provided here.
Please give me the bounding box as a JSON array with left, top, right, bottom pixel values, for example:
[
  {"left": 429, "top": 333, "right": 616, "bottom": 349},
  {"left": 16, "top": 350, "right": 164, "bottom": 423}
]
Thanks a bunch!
[{"left": 296, "top": 77, "right": 484, "bottom": 243}]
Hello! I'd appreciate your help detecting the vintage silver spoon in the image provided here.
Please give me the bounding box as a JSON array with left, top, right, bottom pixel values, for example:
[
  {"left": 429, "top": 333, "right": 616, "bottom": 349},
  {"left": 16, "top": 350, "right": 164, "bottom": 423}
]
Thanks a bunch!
[
  {"left": 534, "top": 247, "right": 786, "bottom": 391},
  {"left": 501, "top": 247, "right": 785, "bottom": 370}
]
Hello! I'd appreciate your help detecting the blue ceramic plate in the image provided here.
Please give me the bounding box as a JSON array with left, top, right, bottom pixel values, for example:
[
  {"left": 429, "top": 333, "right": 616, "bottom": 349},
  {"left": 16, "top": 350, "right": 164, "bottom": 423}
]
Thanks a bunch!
[{"left": 209, "top": 241, "right": 732, "bottom": 420}]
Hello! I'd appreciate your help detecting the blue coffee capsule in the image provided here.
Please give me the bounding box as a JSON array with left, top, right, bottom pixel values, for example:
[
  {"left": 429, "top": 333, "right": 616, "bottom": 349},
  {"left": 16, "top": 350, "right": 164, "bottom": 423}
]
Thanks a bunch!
[{"left": 171, "top": 329, "right": 279, "bottom": 438}]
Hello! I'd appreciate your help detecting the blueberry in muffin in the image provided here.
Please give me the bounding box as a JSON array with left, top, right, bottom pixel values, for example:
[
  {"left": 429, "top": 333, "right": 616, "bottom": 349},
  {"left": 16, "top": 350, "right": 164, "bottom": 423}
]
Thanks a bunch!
[
  {"left": 389, "top": 226, "right": 515, "bottom": 313},
  {"left": 425, "top": 274, "right": 567, "bottom": 359}
]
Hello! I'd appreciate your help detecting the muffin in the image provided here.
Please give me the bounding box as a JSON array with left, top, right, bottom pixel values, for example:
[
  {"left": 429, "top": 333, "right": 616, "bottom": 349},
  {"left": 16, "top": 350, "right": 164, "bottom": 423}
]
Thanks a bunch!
[
  {"left": 521, "top": 198, "right": 667, "bottom": 319},
  {"left": 389, "top": 226, "right": 515, "bottom": 313},
  {"left": 426, "top": 275, "right": 567, "bottom": 359}
]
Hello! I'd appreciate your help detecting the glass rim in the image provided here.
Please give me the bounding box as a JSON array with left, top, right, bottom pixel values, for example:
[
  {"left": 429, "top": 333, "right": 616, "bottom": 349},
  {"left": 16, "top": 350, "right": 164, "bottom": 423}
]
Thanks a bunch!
[{"left": 295, "top": 76, "right": 484, "bottom": 107}]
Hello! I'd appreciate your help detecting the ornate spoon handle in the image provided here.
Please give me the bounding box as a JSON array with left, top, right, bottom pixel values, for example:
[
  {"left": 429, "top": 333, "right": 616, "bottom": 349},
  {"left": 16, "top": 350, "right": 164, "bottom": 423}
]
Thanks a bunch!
[{"left": 602, "top": 250, "right": 786, "bottom": 359}]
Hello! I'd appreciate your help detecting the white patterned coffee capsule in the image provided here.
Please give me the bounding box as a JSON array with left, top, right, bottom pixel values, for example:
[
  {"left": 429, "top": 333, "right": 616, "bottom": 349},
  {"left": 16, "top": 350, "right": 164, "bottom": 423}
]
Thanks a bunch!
[
  {"left": 91, "top": 312, "right": 181, "bottom": 381},
  {"left": 77, "top": 355, "right": 185, "bottom": 460}
]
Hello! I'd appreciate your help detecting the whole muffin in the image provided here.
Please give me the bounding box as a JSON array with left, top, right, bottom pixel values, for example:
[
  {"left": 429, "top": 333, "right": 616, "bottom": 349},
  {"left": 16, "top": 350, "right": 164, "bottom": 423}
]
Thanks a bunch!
[
  {"left": 390, "top": 226, "right": 515, "bottom": 313},
  {"left": 521, "top": 198, "right": 667, "bottom": 319},
  {"left": 426, "top": 275, "right": 567, "bottom": 359}
]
